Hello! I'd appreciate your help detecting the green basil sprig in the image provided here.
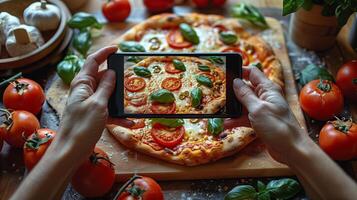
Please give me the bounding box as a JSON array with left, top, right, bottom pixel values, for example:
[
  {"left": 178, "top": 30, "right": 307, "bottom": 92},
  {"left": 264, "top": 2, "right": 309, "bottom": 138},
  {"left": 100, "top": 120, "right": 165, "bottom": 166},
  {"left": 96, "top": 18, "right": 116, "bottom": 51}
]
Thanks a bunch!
[
  {"left": 198, "top": 65, "right": 210, "bottom": 72},
  {"left": 299, "top": 64, "right": 334, "bottom": 86},
  {"left": 151, "top": 118, "right": 184, "bottom": 128},
  {"left": 56, "top": 54, "right": 84, "bottom": 85},
  {"left": 190, "top": 88, "right": 203, "bottom": 108},
  {"left": 127, "top": 56, "right": 144, "bottom": 63},
  {"left": 67, "top": 12, "right": 103, "bottom": 29},
  {"left": 219, "top": 31, "right": 238, "bottom": 45},
  {"left": 134, "top": 66, "right": 151, "bottom": 78},
  {"left": 196, "top": 75, "right": 213, "bottom": 88},
  {"left": 208, "top": 118, "right": 224, "bottom": 136},
  {"left": 207, "top": 56, "right": 224, "bottom": 65},
  {"left": 230, "top": 3, "right": 268, "bottom": 29},
  {"left": 150, "top": 89, "right": 175, "bottom": 104},
  {"left": 179, "top": 23, "right": 200, "bottom": 45},
  {"left": 119, "top": 41, "right": 146, "bottom": 52},
  {"left": 225, "top": 178, "right": 300, "bottom": 200},
  {"left": 173, "top": 59, "right": 186, "bottom": 71},
  {"left": 73, "top": 30, "right": 92, "bottom": 57}
]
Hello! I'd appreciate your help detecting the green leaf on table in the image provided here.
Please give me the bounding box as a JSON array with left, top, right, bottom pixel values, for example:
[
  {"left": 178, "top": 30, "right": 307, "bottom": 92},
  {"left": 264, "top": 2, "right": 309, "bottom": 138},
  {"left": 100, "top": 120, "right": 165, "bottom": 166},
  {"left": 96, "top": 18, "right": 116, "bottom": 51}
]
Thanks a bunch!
[
  {"left": 73, "top": 29, "right": 92, "bottom": 57},
  {"left": 257, "top": 191, "right": 271, "bottom": 200},
  {"left": 151, "top": 118, "right": 184, "bottom": 128},
  {"left": 257, "top": 181, "right": 266, "bottom": 192},
  {"left": 299, "top": 64, "right": 334, "bottom": 86},
  {"left": 224, "top": 185, "right": 257, "bottom": 200},
  {"left": 266, "top": 178, "right": 300, "bottom": 200},
  {"left": 282, "top": 0, "right": 305, "bottom": 16},
  {"left": 231, "top": 3, "right": 268, "bottom": 28},
  {"left": 68, "top": 12, "right": 103, "bottom": 30},
  {"left": 56, "top": 54, "right": 84, "bottom": 85}
]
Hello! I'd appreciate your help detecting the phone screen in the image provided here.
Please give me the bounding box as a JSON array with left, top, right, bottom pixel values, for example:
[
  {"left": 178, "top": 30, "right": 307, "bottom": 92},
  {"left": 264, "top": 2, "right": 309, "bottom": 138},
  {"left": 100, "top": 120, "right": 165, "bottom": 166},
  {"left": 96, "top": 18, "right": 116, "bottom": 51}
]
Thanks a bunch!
[{"left": 108, "top": 53, "right": 242, "bottom": 118}]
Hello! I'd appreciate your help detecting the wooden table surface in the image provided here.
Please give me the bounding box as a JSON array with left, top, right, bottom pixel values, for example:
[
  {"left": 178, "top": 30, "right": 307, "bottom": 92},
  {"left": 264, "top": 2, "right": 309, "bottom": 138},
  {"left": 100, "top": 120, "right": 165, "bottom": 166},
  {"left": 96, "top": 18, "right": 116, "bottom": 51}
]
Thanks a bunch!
[{"left": 1, "top": 0, "right": 356, "bottom": 199}]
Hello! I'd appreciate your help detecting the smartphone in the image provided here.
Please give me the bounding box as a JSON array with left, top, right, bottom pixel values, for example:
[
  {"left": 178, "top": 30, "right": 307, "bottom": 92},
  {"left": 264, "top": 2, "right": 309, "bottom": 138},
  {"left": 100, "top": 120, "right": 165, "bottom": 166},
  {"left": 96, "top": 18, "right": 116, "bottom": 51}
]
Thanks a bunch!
[{"left": 108, "top": 52, "right": 242, "bottom": 118}]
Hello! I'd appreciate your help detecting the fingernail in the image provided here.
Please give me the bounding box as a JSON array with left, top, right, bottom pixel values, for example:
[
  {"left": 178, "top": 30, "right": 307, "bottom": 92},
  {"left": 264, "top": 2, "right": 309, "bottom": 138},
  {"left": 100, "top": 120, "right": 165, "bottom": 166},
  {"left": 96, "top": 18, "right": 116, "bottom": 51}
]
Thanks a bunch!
[{"left": 233, "top": 78, "right": 244, "bottom": 88}]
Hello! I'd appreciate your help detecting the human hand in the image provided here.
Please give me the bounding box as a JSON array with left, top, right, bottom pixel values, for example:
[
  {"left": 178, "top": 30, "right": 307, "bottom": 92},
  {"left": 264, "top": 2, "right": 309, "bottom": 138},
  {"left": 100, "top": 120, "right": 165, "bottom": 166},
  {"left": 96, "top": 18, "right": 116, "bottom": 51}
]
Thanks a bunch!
[{"left": 233, "top": 67, "right": 307, "bottom": 164}]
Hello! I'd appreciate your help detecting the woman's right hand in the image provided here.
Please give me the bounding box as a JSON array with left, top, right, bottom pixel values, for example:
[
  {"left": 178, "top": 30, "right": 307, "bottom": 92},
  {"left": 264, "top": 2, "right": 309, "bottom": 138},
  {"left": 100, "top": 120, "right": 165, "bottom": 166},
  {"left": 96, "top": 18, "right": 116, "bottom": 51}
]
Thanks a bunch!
[{"left": 233, "top": 67, "right": 308, "bottom": 164}]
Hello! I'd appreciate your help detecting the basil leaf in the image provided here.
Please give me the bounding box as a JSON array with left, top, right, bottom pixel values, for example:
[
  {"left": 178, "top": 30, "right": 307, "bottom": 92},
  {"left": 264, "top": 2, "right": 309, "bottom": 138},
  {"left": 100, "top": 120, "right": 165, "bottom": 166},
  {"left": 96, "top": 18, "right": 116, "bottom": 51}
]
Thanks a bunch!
[
  {"left": 207, "top": 56, "right": 224, "bottom": 64},
  {"left": 150, "top": 89, "right": 175, "bottom": 104},
  {"left": 134, "top": 66, "right": 151, "bottom": 78},
  {"left": 257, "top": 181, "right": 266, "bottom": 192},
  {"left": 257, "top": 191, "right": 271, "bottom": 200},
  {"left": 266, "top": 178, "right": 300, "bottom": 200},
  {"left": 68, "top": 12, "right": 103, "bottom": 29},
  {"left": 219, "top": 31, "right": 238, "bottom": 45},
  {"left": 299, "top": 64, "right": 334, "bottom": 86},
  {"left": 191, "top": 88, "right": 203, "bottom": 108},
  {"left": 196, "top": 75, "right": 213, "bottom": 88},
  {"left": 208, "top": 118, "right": 224, "bottom": 136},
  {"left": 231, "top": 3, "right": 268, "bottom": 28},
  {"left": 198, "top": 65, "right": 210, "bottom": 72},
  {"left": 173, "top": 59, "right": 186, "bottom": 71},
  {"left": 119, "top": 41, "right": 146, "bottom": 52},
  {"left": 179, "top": 23, "right": 200, "bottom": 45},
  {"left": 73, "top": 30, "right": 92, "bottom": 57},
  {"left": 224, "top": 185, "right": 257, "bottom": 200},
  {"left": 151, "top": 118, "right": 184, "bottom": 128},
  {"left": 282, "top": 0, "right": 305, "bottom": 16},
  {"left": 127, "top": 56, "right": 143, "bottom": 63},
  {"left": 56, "top": 54, "right": 84, "bottom": 85}
]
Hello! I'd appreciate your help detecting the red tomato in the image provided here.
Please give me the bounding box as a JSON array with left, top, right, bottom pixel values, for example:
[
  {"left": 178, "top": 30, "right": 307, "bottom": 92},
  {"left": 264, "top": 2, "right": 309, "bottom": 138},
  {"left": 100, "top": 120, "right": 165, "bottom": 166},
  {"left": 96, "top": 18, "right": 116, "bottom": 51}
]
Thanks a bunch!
[
  {"left": 192, "top": 0, "right": 226, "bottom": 7},
  {"left": 72, "top": 147, "right": 115, "bottom": 198},
  {"left": 143, "top": 0, "right": 174, "bottom": 12},
  {"left": 23, "top": 129, "right": 56, "bottom": 171},
  {"left": 128, "top": 119, "right": 146, "bottom": 129},
  {"left": 166, "top": 29, "right": 193, "bottom": 49},
  {"left": 102, "top": 0, "right": 131, "bottom": 22},
  {"left": 3, "top": 78, "right": 45, "bottom": 115},
  {"left": 161, "top": 77, "right": 182, "bottom": 91},
  {"left": 125, "top": 77, "right": 146, "bottom": 92},
  {"left": 150, "top": 102, "right": 176, "bottom": 114},
  {"left": 222, "top": 47, "right": 250, "bottom": 66},
  {"left": 129, "top": 96, "right": 148, "bottom": 107},
  {"left": 336, "top": 60, "right": 357, "bottom": 102},
  {"left": 0, "top": 110, "right": 40, "bottom": 148},
  {"left": 164, "top": 62, "right": 183, "bottom": 74},
  {"left": 299, "top": 80, "right": 344, "bottom": 121},
  {"left": 117, "top": 176, "right": 164, "bottom": 200},
  {"left": 151, "top": 124, "right": 184, "bottom": 148},
  {"left": 319, "top": 119, "right": 357, "bottom": 160}
]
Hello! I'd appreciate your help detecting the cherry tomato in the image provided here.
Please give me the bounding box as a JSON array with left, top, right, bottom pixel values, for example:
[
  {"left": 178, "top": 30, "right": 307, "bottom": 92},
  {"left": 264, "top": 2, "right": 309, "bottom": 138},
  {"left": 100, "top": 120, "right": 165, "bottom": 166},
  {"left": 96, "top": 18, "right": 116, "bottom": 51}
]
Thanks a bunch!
[
  {"left": 0, "top": 110, "right": 40, "bottom": 148},
  {"left": 192, "top": 0, "right": 226, "bottom": 8},
  {"left": 214, "top": 24, "right": 228, "bottom": 32},
  {"left": 299, "top": 80, "right": 344, "bottom": 121},
  {"left": 3, "top": 78, "right": 45, "bottom": 115},
  {"left": 164, "top": 62, "right": 182, "bottom": 74},
  {"left": 23, "top": 129, "right": 56, "bottom": 171},
  {"left": 125, "top": 77, "right": 146, "bottom": 92},
  {"left": 166, "top": 29, "right": 193, "bottom": 49},
  {"left": 72, "top": 147, "right": 115, "bottom": 198},
  {"left": 102, "top": 0, "right": 131, "bottom": 22},
  {"left": 150, "top": 102, "right": 176, "bottom": 114},
  {"left": 118, "top": 176, "right": 163, "bottom": 200},
  {"left": 143, "top": 0, "right": 174, "bottom": 12},
  {"left": 222, "top": 47, "right": 250, "bottom": 66},
  {"left": 319, "top": 119, "right": 357, "bottom": 160},
  {"left": 336, "top": 60, "right": 357, "bottom": 102},
  {"left": 151, "top": 124, "right": 184, "bottom": 148},
  {"left": 161, "top": 77, "right": 182, "bottom": 91}
]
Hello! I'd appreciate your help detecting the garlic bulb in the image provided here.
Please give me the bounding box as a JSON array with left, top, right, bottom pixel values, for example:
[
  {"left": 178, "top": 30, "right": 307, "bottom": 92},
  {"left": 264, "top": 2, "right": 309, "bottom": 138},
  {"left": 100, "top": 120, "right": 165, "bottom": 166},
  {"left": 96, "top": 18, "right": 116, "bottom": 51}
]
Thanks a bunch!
[
  {"left": 0, "top": 12, "right": 20, "bottom": 45},
  {"left": 6, "top": 25, "right": 44, "bottom": 57},
  {"left": 23, "top": 0, "right": 61, "bottom": 31}
]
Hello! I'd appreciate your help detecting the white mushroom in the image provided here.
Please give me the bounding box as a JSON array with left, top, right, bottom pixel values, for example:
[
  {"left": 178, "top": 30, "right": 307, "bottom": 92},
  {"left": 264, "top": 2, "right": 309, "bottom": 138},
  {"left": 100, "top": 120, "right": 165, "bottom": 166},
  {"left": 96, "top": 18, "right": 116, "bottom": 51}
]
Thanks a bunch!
[{"left": 0, "top": 12, "right": 20, "bottom": 45}]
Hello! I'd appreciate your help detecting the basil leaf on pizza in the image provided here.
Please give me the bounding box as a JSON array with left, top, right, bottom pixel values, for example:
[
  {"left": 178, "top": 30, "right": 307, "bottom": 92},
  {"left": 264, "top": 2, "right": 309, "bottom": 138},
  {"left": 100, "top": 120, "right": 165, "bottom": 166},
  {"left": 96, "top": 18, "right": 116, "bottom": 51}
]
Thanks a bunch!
[
  {"left": 127, "top": 56, "right": 143, "bottom": 63},
  {"left": 150, "top": 89, "right": 175, "bottom": 104},
  {"left": 207, "top": 56, "right": 224, "bottom": 65},
  {"left": 196, "top": 75, "right": 213, "bottom": 88},
  {"left": 151, "top": 118, "right": 184, "bottom": 128},
  {"left": 134, "top": 66, "right": 151, "bottom": 78},
  {"left": 179, "top": 23, "right": 200, "bottom": 44},
  {"left": 173, "top": 59, "right": 186, "bottom": 71},
  {"left": 219, "top": 31, "right": 238, "bottom": 45},
  {"left": 198, "top": 65, "right": 210, "bottom": 72},
  {"left": 208, "top": 118, "right": 224, "bottom": 136},
  {"left": 119, "top": 41, "right": 146, "bottom": 52},
  {"left": 191, "top": 88, "right": 203, "bottom": 108}
]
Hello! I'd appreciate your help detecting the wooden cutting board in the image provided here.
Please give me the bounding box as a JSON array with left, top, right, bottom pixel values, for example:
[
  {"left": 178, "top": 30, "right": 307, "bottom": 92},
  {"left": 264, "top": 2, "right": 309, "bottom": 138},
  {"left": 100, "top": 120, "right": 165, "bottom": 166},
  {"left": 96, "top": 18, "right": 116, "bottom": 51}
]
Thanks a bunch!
[{"left": 46, "top": 17, "right": 307, "bottom": 181}]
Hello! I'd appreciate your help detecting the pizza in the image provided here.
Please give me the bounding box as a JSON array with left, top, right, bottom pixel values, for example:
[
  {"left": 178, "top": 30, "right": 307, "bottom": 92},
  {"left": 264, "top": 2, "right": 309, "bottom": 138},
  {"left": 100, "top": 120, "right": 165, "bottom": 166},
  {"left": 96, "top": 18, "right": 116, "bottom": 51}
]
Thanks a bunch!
[
  {"left": 124, "top": 56, "right": 226, "bottom": 115},
  {"left": 107, "top": 13, "right": 284, "bottom": 166}
]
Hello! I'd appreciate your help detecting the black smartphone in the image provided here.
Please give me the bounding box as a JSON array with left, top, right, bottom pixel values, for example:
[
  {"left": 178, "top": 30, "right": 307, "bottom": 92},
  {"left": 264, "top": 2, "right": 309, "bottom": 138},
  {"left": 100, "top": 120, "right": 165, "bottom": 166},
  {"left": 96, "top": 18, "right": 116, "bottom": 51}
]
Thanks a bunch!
[{"left": 108, "top": 52, "right": 242, "bottom": 118}]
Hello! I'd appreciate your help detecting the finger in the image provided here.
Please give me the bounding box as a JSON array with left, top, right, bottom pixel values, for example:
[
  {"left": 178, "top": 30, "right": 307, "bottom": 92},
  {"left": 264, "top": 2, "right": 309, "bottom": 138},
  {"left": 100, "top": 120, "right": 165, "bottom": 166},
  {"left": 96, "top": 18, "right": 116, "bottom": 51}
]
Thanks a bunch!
[
  {"left": 224, "top": 116, "right": 251, "bottom": 129},
  {"left": 244, "top": 67, "right": 271, "bottom": 87},
  {"left": 107, "top": 118, "right": 135, "bottom": 128},
  {"left": 233, "top": 78, "right": 262, "bottom": 112},
  {"left": 90, "top": 69, "right": 116, "bottom": 105},
  {"left": 81, "top": 46, "right": 118, "bottom": 76}
]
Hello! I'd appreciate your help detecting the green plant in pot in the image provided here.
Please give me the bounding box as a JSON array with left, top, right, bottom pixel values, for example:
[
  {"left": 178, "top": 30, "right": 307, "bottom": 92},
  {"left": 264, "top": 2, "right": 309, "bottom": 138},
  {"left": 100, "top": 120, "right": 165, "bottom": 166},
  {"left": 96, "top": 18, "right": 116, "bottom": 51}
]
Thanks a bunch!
[{"left": 283, "top": 0, "right": 357, "bottom": 51}]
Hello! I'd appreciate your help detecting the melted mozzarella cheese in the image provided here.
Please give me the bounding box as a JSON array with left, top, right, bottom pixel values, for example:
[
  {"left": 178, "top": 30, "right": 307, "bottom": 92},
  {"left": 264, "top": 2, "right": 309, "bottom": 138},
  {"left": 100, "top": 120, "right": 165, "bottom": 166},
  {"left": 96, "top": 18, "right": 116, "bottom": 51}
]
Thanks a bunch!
[{"left": 183, "top": 119, "right": 205, "bottom": 140}]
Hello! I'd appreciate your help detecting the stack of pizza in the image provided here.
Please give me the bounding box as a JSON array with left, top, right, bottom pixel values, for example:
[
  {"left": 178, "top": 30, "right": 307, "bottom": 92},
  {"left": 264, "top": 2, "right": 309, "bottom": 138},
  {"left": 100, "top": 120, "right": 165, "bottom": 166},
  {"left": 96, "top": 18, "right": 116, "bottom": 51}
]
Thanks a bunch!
[{"left": 107, "top": 13, "right": 284, "bottom": 166}]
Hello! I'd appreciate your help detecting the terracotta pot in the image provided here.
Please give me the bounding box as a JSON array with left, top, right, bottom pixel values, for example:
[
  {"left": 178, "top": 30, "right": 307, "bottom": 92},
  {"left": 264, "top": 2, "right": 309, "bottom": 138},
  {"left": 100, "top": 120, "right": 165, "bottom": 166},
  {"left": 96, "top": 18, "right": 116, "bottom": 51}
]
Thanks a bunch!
[
  {"left": 289, "top": 5, "right": 339, "bottom": 51},
  {"left": 61, "top": 0, "right": 87, "bottom": 11}
]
